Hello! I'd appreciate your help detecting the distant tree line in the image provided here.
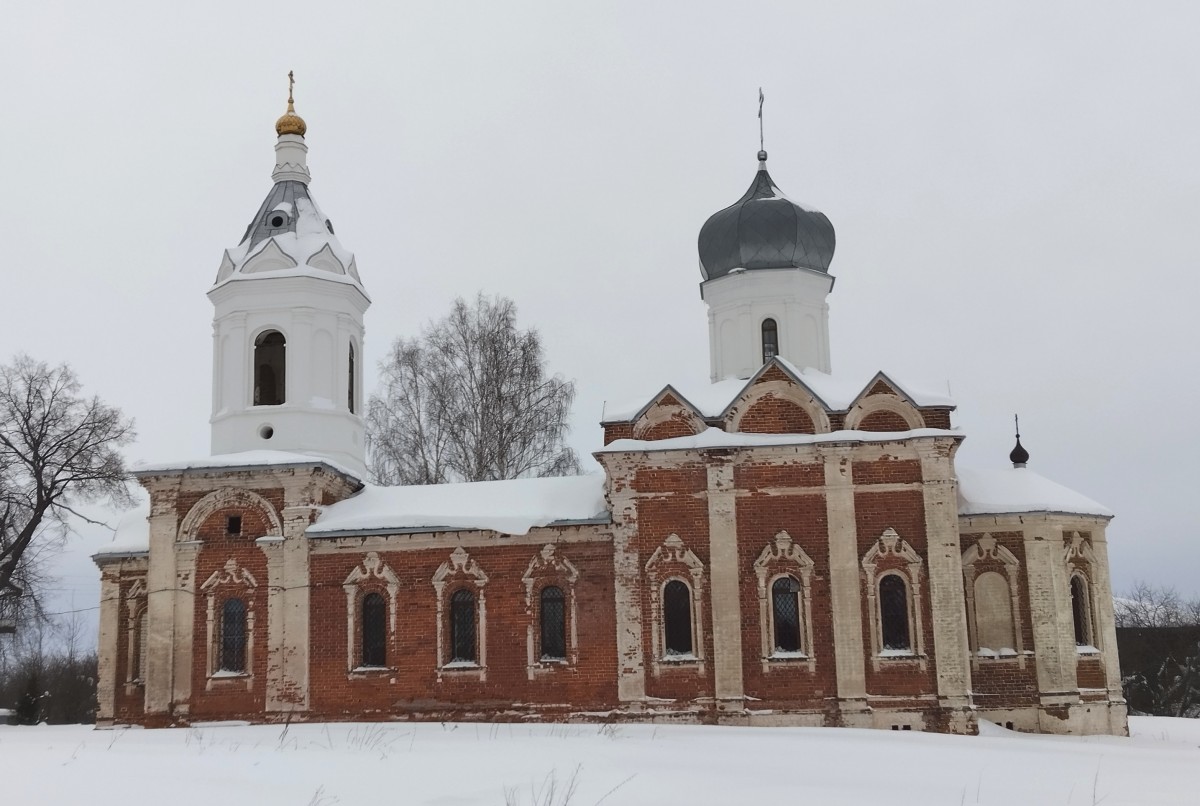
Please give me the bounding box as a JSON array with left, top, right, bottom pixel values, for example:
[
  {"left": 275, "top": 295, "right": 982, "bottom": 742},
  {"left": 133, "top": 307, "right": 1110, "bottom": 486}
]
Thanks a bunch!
[{"left": 1116, "top": 582, "right": 1200, "bottom": 718}]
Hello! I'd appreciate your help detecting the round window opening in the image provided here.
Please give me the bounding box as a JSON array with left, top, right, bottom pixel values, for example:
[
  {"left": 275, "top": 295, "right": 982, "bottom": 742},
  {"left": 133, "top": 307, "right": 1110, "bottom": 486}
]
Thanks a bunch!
[
  {"left": 259, "top": 424, "right": 274, "bottom": 440},
  {"left": 270, "top": 215, "right": 285, "bottom": 228}
]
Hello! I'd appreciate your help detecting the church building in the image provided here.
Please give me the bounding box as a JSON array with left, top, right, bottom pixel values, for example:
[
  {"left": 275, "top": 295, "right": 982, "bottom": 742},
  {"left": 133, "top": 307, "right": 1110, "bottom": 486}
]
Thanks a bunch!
[{"left": 94, "top": 86, "right": 1127, "bottom": 735}]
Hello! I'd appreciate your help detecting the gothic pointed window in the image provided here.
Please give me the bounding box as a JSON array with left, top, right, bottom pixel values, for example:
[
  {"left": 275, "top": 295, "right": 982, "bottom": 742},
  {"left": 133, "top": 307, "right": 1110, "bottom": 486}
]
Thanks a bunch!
[
  {"left": 450, "top": 589, "right": 476, "bottom": 663},
  {"left": 539, "top": 586, "right": 566, "bottom": 661},
  {"left": 220, "top": 598, "right": 247, "bottom": 672},
  {"left": 879, "top": 575, "right": 911, "bottom": 652},
  {"left": 771, "top": 576, "right": 802, "bottom": 653},
  {"left": 361, "top": 593, "right": 386, "bottom": 667},
  {"left": 761, "top": 318, "right": 778, "bottom": 364},
  {"left": 663, "top": 580, "right": 694, "bottom": 656},
  {"left": 1071, "top": 575, "right": 1093, "bottom": 647},
  {"left": 253, "top": 330, "right": 286, "bottom": 406},
  {"left": 347, "top": 343, "right": 356, "bottom": 414}
]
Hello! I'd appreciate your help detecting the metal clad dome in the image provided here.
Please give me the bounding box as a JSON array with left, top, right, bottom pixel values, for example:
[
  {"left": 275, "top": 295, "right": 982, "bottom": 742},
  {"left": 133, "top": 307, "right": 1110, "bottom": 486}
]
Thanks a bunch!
[{"left": 698, "top": 152, "right": 836, "bottom": 281}]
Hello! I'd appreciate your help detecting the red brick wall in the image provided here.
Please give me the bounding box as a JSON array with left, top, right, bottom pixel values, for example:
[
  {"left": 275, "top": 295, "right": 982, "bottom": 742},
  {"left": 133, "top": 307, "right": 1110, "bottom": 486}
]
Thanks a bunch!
[
  {"left": 306, "top": 539, "right": 619, "bottom": 719},
  {"left": 857, "top": 410, "right": 911, "bottom": 432},
  {"left": 852, "top": 459, "right": 922, "bottom": 485},
  {"left": 735, "top": 488, "right": 834, "bottom": 711},
  {"left": 855, "top": 489, "right": 937, "bottom": 695},
  {"left": 921, "top": 409, "right": 952, "bottom": 429},
  {"left": 736, "top": 395, "right": 815, "bottom": 434},
  {"left": 603, "top": 423, "right": 633, "bottom": 445},
  {"left": 734, "top": 462, "right": 825, "bottom": 490}
]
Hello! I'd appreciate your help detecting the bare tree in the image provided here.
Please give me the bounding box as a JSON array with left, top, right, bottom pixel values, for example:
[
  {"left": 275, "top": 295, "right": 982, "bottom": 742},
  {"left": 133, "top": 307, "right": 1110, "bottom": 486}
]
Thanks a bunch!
[
  {"left": 0, "top": 355, "right": 135, "bottom": 631},
  {"left": 1115, "top": 581, "right": 1200, "bottom": 628},
  {"left": 1116, "top": 581, "right": 1200, "bottom": 717},
  {"left": 367, "top": 294, "right": 580, "bottom": 485}
]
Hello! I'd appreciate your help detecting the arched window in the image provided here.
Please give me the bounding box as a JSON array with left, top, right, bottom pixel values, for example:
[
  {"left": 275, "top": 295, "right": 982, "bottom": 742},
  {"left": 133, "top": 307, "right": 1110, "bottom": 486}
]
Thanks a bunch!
[
  {"left": 663, "top": 580, "right": 694, "bottom": 656},
  {"left": 539, "top": 586, "right": 566, "bottom": 661},
  {"left": 973, "top": 571, "right": 1016, "bottom": 652},
  {"left": 771, "top": 576, "right": 802, "bottom": 653},
  {"left": 361, "top": 592, "right": 386, "bottom": 667},
  {"left": 761, "top": 318, "right": 779, "bottom": 364},
  {"left": 220, "top": 598, "right": 247, "bottom": 672},
  {"left": 450, "top": 589, "right": 476, "bottom": 663},
  {"left": 1071, "top": 575, "right": 1092, "bottom": 647},
  {"left": 347, "top": 343, "right": 356, "bottom": 414},
  {"left": 879, "top": 575, "right": 911, "bottom": 652},
  {"left": 254, "top": 330, "right": 286, "bottom": 406}
]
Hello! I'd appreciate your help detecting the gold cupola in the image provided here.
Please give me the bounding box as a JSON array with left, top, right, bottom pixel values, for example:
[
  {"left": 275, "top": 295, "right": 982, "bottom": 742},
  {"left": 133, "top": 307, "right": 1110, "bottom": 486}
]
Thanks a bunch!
[{"left": 275, "top": 70, "right": 307, "bottom": 137}]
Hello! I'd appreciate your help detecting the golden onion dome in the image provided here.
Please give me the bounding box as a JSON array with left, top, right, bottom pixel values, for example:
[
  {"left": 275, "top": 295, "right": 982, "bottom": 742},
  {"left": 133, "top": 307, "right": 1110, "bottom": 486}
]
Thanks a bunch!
[{"left": 275, "top": 71, "right": 307, "bottom": 137}]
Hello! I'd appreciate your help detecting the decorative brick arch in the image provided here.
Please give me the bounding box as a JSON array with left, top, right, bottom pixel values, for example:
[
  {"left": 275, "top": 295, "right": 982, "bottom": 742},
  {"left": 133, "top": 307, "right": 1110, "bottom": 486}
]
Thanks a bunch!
[
  {"left": 632, "top": 393, "right": 704, "bottom": 441},
  {"left": 726, "top": 380, "right": 830, "bottom": 434},
  {"left": 845, "top": 394, "right": 924, "bottom": 432},
  {"left": 177, "top": 488, "right": 283, "bottom": 542}
]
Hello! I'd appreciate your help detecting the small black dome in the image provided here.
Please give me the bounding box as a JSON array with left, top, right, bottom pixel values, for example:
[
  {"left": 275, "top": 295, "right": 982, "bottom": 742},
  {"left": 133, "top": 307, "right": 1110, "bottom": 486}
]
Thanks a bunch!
[
  {"left": 1010, "top": 437, "right": 1030, "bottom": 467},
  {"left": 698, "top": 153, "right": 835, "bottom": 281}
]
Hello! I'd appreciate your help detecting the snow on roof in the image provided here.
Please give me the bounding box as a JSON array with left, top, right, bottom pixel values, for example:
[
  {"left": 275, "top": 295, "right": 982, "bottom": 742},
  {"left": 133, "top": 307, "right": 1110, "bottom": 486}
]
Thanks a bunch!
[
  {"left": 134, "top": 450, "right": 361, "bottom": 481},
  {"left": 601, "top": 361, "right": 953, "bottom": 423},
  {"left": 94, "top": 500, "right": 151, "bottom": 557},
  {"left": 309, "top": 474, "right": 609, "bottom": 537},
  {"left": 596, "top": 426, "right": 961, "bottom": 454},
  {"left": 956, "top": 467, "right": 1112, "bottom": 518}
]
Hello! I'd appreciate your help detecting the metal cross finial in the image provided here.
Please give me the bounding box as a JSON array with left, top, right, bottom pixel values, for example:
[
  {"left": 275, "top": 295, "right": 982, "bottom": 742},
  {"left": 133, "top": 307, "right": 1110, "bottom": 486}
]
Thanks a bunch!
[
  {"left": 1014, "top": 413, "right": 1021, "bottom": 439},
  {"left": 758, "top": 87, "right": 765, "bottom": 152},
  {"left": 287, "top": 70, "right": 295, "bottom": 110}
]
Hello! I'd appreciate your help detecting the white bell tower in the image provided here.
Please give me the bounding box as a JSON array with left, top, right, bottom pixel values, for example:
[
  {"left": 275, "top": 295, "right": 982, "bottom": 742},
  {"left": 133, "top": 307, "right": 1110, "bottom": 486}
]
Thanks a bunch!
[{"left": 208, "top": 75, "right": 370, "bottom": 477}]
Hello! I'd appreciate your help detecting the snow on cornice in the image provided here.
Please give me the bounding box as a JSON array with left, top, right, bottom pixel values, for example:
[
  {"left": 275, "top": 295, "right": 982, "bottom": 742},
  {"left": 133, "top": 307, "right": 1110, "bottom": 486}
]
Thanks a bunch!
[
  {"left": 132, "top": 450, "right": 362, "bottom": 482},
  {"left": 595, "top": 426, "right": 963, "bottom": 454}
]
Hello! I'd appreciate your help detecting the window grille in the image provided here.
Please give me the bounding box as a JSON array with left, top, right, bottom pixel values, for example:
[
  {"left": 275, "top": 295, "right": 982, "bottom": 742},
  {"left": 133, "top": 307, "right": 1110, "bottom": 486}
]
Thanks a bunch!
[
  {"left": 663, "top": 580, "right": 693, "bottom": 655},
  {"left": 361, "top": 592, "right": 386, "bottom": 667},
  {"left": 879, "top": 575, "right": 911, "bottom": 651},
  {"left": 450, "top": 589, "right": 476, "bottom": 663},
  {"left": 220, "top": 598, "right": 247, "bottom": 672},
  {"left": 539, "top": 586, "right": 566, "bottom": 660},
  {"left": 772, "top": 576, "right": 802, "bottom": 653},
  {"left": 761, "top": 318, "right": 779, "bottom": 363}
]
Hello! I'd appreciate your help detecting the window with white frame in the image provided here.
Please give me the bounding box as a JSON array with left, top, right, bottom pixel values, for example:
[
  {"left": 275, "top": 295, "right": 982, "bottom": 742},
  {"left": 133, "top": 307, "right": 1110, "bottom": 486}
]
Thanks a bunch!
[
  {"left": 432, "top": 547, "right": 489, "bottom": 679},
  {"left": 343, "top": 552, "right": 399, "bottom": 672},
  {"left": 200, "top": 558, "right": 258, "bottom": 687},
  {"left": 961, "top": 534, "right": 1024, "bottom": 663},
  {"left": 861, "top": 528, "right": 926, "bottom": 670},
  {"left": 753, "top": 531, "right": 816, "bottom": 670},
  {"left": 645, "top": 534, "right": 706, "bottom": 672},
  {"left": 520, "top": 544, "right": 580, "bottom": 677}
]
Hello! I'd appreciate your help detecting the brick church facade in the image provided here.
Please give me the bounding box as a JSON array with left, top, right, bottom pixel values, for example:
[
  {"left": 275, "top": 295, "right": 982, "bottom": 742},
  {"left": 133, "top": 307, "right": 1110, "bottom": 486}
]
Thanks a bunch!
[{"left": 94, "top": 88, "right": 1127, "bottom": 735}]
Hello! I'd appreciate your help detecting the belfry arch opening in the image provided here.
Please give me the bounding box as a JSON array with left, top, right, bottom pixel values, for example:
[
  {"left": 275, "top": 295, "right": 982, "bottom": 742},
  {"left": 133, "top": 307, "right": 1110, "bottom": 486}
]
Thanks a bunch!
[{"left": 253, "top": 330, "right": 286, "bottom": 406}]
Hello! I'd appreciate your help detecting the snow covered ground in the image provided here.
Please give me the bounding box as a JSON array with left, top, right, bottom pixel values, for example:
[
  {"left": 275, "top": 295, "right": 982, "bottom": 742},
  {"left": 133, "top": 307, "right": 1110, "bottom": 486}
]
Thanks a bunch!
[{"left": 1, "top": 717, "right": 1196, "bottom": 805}]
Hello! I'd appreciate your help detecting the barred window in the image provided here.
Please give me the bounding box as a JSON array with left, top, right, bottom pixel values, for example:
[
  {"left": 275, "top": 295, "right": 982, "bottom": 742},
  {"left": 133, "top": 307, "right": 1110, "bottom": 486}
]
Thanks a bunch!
[
  {"left": 361, "top": 592, "right": 386, "bottom": 667},
  {"left": 771, "top": 576, "right": 802, "bottom": 653},
  {"left": 220, "top": 598, "right": 247, "bottom": 672},
  {"left": 663, "top": 580, "right": 694, "bottom": 656},
  {"left": 879, "top": 575, "right": 911, "bottom": 652},
  {"left": 539, "top": 586, "right": 566, "bottom": 660},
  {"left": 450, "top": 589, "right": 476, "bottom": 663},
  {"left": 761, "top": 318, "right": 779, "bottom": 363}
]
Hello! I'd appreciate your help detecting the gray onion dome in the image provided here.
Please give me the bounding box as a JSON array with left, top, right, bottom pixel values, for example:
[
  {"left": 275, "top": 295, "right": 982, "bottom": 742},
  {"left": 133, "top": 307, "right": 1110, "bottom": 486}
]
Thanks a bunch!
[{"left": 698, "top": 151, "right": 836, "bottom": 281}]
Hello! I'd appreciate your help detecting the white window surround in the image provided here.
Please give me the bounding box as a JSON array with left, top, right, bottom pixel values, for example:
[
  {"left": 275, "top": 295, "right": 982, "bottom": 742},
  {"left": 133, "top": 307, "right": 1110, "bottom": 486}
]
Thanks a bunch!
[
  {"left": 521, "top": 544, "right": 580, "bottom": 680},
  {"left": 431, "top": 547, "right": 489, "bottom": 681},
  {"left": 861, "top": 528, "right": 927, "bottom": 672},
  {"left": 843, "top": 393, "right": 924, "bottom": 431},
  {"left": 1064, "top": 533, "right": 1100, "bottom": 655},
  {"left": 961, "top": 534, "right": 1026, "bottom": 669},
  {"left": 123, "top": 578, "right": 148, "bottom": 692},
  {"left": 753, "top": 531, "right": 816, "bottom": 672},
  {"left": 200, "top": 558, "right": 258, "bottom": 690},
  {"left": 645, "top": 534, "right": 706, "bottom": 675},
  {"left": 343, "top": 552, "right": 400, "bottom": 674}
]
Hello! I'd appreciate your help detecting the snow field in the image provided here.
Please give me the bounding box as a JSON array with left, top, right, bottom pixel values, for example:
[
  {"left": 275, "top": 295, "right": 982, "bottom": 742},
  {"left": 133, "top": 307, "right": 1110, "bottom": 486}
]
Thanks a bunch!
[{"left": 1, "top": 716, "right": 1196, "bottom": 805}]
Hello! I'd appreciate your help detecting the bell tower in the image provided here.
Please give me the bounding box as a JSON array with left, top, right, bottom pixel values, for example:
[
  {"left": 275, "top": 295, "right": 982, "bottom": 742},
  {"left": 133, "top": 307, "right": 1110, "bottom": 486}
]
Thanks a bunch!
[{"left": 208, "top": 74, "right": 370, "bottom": 477}]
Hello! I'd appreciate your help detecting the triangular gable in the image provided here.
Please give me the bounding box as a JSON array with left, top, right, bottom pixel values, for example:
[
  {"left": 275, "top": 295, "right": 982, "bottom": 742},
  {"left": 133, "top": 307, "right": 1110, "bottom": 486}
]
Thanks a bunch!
[
  {"left": 845, "top": 371, "right": 920, "bottom": 412},
  {"left": 241, "top": 237, "right": 299, "bottom": 274},
  {"left": 717, "top": 356, "right": 834, "bottom": 419},
  {"left": 616, "top": 384, "right": 707, "bottom": 425}
]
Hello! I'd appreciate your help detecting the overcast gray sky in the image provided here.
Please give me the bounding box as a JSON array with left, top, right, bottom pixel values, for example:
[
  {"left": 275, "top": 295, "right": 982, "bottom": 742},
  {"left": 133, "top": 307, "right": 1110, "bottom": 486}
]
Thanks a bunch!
[{"left": 3, "top": 1, "right": 1198, "bottom": 633}]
